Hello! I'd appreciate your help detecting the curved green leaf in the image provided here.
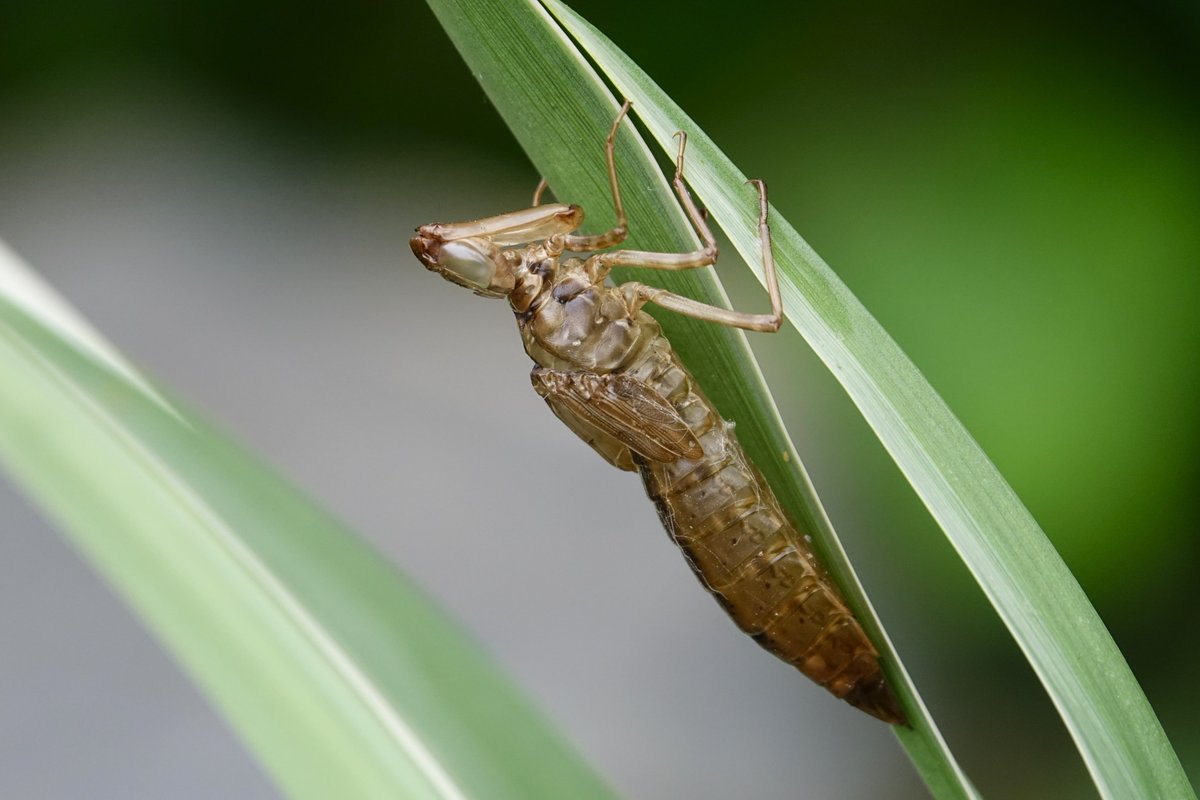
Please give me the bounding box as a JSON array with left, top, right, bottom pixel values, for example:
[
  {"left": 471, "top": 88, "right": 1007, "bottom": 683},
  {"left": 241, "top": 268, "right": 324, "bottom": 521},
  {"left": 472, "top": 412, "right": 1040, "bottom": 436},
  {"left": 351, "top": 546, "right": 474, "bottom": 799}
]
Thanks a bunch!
[
  {"left": 0, "top": 242, "right": 612, "bottom": 799},
  {"left": 539, "top": 2, "right": 1193, "bottom": 799}
]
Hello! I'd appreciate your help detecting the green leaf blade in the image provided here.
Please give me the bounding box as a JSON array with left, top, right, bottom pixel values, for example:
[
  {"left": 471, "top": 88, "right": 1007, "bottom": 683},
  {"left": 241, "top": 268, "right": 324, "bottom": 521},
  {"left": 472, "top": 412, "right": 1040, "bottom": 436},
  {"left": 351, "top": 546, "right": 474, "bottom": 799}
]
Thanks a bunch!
[
  {"left": 0, "top": 246, "right": 613, "bottom": 799},
  {"left": 539, "top": 2, "right": 1193, "bottom": 798}
]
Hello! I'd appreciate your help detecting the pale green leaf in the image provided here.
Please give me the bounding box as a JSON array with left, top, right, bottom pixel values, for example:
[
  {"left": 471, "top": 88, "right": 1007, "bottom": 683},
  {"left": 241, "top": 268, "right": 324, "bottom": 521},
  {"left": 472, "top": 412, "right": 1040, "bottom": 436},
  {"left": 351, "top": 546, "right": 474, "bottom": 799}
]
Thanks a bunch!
[{"left": 0, "top": 241, "right": 612, "bottom": 800}]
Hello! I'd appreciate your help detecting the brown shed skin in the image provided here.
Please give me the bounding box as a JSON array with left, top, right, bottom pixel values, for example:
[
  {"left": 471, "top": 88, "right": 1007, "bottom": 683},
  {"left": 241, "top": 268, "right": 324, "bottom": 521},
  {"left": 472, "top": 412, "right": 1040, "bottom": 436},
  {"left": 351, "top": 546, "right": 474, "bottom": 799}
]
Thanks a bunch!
[
  {"left": 414, "top": 191, "right": 904, "bottom": 724},
  {"left": 516, "top": 251, "right": 904, "bottom": 725}
]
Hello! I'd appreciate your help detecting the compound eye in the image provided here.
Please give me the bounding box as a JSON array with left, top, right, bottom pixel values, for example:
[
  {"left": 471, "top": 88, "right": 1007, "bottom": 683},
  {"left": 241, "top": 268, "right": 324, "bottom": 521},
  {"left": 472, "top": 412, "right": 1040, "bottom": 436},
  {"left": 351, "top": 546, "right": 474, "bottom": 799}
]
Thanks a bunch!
[{"left": 438, "top": 239, "right": 497, "bottom": 289}]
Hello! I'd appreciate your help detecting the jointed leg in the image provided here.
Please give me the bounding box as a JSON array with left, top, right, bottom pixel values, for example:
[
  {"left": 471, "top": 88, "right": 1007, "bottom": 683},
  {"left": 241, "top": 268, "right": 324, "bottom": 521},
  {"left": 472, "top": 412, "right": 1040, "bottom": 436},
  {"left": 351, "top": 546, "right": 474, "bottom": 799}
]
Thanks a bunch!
[
  {"left": 591, "top": 130, "right": 720, "bottom": 275},
  {"left": 669, "top": 131, "right": 719, "bottom": 262},
  {"left": 563, "top": 100, "right": 632, "bottom": 252},
  {"left": 553, "top": 104, "right": 782, "bottom": 334},
  {"left": 618, "top": 177, "right": 783, "bottom": 333},
  {"left": 532, "top": 178, "right": 550, "bottom": 207}
]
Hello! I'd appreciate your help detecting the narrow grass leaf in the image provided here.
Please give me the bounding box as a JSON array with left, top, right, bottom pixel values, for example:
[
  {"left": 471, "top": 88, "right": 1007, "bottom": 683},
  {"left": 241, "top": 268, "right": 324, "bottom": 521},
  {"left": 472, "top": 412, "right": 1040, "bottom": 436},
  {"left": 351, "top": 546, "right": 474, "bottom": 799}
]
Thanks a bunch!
[
  {"left": 0, "top": 242, "right": 612, "bottom": 800},
  {"left": 540, "top": 2, "right": 1194, "bottom": 798}
]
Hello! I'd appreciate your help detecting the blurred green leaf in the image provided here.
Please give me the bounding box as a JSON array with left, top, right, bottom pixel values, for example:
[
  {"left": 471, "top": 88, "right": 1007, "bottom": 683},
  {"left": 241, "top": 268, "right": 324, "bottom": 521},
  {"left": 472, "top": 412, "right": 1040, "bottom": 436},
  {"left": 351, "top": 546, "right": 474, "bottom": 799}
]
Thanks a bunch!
[
  {"left": 0, "top": 242, "right": 612, "bottom": 800},
  {"left": 538, "top": 1, "right": 1194, "bottom": 798}
]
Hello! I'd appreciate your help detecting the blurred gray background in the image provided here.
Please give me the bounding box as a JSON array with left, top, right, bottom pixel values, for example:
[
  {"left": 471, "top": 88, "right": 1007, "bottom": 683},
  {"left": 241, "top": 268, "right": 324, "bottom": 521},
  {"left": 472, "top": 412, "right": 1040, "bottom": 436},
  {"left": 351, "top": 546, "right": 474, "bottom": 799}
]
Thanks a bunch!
[{"left": 1, "top": 1, "right": 1197, "bottom": 798}]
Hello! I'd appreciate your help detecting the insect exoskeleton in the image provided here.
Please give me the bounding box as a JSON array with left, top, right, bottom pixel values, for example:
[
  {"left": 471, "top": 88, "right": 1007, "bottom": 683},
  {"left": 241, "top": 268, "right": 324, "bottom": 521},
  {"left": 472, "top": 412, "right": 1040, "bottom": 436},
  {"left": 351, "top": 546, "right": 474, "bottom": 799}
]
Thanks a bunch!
[{"left": 411, "top": 99, "right": 905, "bottom": 725}]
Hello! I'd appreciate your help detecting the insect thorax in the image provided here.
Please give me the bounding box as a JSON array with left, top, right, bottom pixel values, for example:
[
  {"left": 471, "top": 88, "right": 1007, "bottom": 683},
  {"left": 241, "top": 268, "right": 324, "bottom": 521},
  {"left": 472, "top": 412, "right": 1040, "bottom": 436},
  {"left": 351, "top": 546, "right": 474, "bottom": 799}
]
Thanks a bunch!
[{"left": 517, "top": 262, "right": 657, "bottom": 374}]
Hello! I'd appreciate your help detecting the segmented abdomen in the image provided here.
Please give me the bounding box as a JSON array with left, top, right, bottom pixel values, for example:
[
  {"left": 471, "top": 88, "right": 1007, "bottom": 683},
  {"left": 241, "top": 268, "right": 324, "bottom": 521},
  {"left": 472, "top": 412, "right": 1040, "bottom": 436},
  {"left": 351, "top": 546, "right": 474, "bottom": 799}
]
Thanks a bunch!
[{"left": 624, "top": 336, "right": 904, "bottom": 725}]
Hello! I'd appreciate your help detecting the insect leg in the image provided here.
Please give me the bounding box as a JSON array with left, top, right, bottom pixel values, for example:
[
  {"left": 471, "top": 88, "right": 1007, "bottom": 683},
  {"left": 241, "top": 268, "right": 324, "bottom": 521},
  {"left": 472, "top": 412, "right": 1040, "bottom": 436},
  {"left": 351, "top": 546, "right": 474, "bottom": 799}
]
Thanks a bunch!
[
  {"left": 416, "top": 203, "right": 584, "bottom": 248},
  {"left": 563, "top": 100, "right": 632, "bottom": 252},
  {"left": 623, "top": 280, "right": 782, "bottom": 332},
  {"left": 532, "top": 178, "right": 550, "bottom": 206},
  {"left": 615, "top": 177, "right": 783, "bottom": 333},
  {"left": 590, "top": 129, "right": 721, "bottom": 275}
]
